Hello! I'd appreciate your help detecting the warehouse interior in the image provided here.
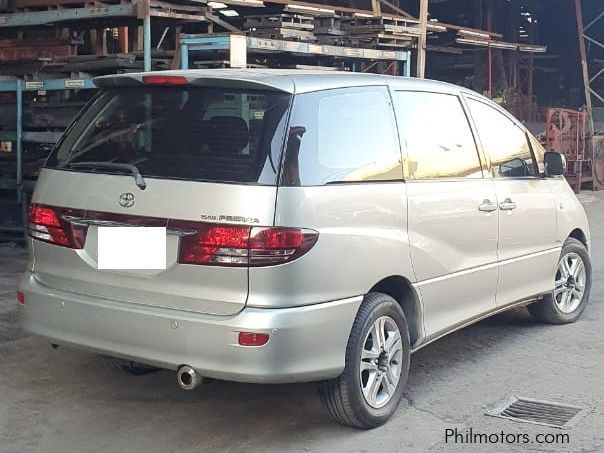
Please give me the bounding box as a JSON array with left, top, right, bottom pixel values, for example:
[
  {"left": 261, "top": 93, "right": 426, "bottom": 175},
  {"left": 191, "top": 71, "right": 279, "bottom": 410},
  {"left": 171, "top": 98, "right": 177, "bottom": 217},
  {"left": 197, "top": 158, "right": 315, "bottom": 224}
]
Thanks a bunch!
[{"left": 0, "top": 0, "right": 602, "bottom": 239}]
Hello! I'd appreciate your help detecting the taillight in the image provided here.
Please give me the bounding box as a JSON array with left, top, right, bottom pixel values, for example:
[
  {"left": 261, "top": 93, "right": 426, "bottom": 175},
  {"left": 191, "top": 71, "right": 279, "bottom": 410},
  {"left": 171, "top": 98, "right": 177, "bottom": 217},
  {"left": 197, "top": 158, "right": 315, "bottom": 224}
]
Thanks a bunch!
[
  {"left": 16, "top": 291, "right": 24, "bottom": 305},
  {"left": 178, "top": 224, "right": 251, "bottom": 266},
  {"left": 176, "top": 223, "right": 318, "bottom": 267},
  {"left": 249, "top": 227, "right": 317, "bottom": 266},
  {"left": 28, "top": 204, "right": 86, "bottom": 248}
]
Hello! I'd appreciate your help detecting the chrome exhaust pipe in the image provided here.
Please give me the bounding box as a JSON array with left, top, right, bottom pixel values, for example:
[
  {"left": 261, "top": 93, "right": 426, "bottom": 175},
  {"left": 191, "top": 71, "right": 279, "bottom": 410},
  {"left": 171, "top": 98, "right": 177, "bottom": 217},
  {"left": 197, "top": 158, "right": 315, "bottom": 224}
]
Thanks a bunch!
[{"left": 176, "top": 365, "right": 202, "bottom": 391}]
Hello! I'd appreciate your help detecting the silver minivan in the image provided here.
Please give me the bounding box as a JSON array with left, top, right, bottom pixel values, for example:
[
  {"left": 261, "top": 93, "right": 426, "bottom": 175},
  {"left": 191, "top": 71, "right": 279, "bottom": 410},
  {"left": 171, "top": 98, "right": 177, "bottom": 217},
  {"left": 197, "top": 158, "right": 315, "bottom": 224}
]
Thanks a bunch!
[{"left": 18, "top": 70, "right": 591, "bottom": 428}]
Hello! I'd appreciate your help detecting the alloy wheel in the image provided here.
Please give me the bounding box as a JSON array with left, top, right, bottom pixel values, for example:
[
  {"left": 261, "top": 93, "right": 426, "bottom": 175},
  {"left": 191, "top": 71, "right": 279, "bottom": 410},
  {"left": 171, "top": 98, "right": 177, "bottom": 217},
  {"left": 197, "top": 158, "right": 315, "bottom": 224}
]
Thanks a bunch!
[
  {"left": 360, "top": 316, "right": 403, "bottom": 409},
  {"left": 554, "top": 252, "right": 586, "bottom": 314}
]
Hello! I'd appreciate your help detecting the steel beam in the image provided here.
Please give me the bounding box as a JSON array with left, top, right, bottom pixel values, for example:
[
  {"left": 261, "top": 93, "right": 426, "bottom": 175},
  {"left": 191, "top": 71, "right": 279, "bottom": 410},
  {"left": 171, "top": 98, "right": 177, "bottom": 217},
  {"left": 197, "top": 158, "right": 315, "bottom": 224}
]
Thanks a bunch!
[
  {"left": 416, "top": 0, "right": 428, "bottom": 78},
  {"left": 143, "top": 1, "right": 152, "bottom": 72},
  {"left": 0, "top": 4, "right": 136, "bottom": 27},
  {"left": 180, "top": 34, "right": 409, "bottom": 65},
  {"left": 16, "top": 81, "right": 22, "bottom": 202}
]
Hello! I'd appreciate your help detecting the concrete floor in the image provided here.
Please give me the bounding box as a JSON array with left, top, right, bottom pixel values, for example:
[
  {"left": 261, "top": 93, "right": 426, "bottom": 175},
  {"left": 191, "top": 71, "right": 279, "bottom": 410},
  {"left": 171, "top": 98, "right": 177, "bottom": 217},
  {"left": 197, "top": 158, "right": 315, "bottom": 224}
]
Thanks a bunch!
[{"left": 1, "top": 193, "right": 603, "bottom": 453}]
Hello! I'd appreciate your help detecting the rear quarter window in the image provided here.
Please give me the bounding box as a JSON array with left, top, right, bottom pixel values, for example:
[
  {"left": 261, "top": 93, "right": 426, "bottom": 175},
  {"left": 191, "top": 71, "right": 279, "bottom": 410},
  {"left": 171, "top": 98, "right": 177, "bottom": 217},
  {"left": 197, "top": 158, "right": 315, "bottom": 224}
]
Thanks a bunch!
[
  {"left": 280, "top": 86, "right": 402, "bottom": 186},
  {"left": 46, "top": 87, "right": 291, "bottom": 185}
]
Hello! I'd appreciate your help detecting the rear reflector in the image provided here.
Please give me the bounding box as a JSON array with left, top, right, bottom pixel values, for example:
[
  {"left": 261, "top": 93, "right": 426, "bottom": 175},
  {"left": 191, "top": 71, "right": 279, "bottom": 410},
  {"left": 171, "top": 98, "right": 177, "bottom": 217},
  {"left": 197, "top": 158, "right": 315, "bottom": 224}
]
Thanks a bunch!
[
  {"left": 176, "top": 224, "right": 318, "bottom": 267},
  {"left": 142, "top": 75, "right": 188, "bottom": 86},
  {"left": 238, "top": 332, "right": 269, "bottom": 347},
  {"left": 16, "top": 291, "right": 24, "bottom": 305}
]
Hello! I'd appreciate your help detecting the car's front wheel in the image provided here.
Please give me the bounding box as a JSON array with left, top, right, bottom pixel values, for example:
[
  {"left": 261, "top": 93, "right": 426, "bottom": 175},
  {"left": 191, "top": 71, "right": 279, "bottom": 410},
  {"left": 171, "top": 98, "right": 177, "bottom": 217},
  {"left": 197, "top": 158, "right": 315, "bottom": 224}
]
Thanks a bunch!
[
  {"left": 318, "top": 292, "right": 410, "bottom": 429},
  {"left": 528, "top": 237, "right": 591, "bottom": 324}
]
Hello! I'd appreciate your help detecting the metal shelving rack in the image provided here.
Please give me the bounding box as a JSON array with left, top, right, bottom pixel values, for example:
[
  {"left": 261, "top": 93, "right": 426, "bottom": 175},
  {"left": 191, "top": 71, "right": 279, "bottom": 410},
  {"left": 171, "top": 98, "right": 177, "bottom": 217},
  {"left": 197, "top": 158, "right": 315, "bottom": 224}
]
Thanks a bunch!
[
  {"left": 180, "top": 33, "right": 412, "bottom": 76},
  {"left": 0, "top": 77, "right": 97, "bottom": 200}
]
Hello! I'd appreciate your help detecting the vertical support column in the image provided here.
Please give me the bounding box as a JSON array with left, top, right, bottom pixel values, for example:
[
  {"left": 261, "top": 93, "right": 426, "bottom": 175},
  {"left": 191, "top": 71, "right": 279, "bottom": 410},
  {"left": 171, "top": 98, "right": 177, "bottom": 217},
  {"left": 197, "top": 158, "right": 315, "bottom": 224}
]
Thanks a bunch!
[
  {"left": 416, "top": 0, "right": 428, "bottom": 78},
  {"left": 575, "top": 0, "right": 594, "bottom": 133},
  {"left": 229, "top": 34, "right": 248, "bottom": 68},
  {"left": 117, "top": 27, "right": 129, "bottom": 53},
  {"left": 486, "top": 3, "right": 493, "bottom": 97},
  {"left": 181, "top": 41, "right": 189, "bottom": 69},
  {"left": 143, "top": 0, "right": 152, "bottom": 72},
  {"left": 16, "top": 81, "right": 23, "bottom": 203},
  {"left": 371, "top": 0, "right": 381, "bottom": 16},
  {"left": 526, "top": 53, "right": 534, "bottom": 121},
  {"left": 403, "top": 51, "right": 411, "bottom": 77}
]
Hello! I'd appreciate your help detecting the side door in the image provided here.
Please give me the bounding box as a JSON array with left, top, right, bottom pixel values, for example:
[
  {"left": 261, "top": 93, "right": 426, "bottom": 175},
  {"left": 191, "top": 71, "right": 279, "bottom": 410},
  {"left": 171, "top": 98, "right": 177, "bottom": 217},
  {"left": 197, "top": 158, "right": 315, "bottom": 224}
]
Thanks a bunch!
[
  {"left": 465, "top": 97, "right": 559, "bottom": 307},
  {"left": 392, "top": 90, "right": 498, "bottom": 339}
]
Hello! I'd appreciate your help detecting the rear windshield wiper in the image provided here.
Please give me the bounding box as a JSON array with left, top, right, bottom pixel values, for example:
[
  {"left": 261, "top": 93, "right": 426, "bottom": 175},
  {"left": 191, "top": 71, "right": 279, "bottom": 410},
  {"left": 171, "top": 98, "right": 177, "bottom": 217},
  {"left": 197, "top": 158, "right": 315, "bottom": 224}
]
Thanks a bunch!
[{"left": 67, "top": 162, "right": 147, "bottom": 190}]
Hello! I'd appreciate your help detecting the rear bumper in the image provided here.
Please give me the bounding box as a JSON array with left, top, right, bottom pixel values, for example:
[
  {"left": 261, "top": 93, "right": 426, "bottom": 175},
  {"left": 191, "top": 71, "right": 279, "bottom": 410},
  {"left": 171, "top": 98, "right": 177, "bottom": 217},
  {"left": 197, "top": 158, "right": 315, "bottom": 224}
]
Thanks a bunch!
[{"left": 18, "top": 272, "right": 362, "bottom": 383}]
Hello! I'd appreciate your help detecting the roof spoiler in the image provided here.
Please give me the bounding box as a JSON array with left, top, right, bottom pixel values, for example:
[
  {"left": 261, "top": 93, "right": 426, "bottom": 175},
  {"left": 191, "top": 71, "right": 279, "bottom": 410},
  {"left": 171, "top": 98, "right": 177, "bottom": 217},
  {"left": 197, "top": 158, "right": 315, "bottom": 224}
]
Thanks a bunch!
[{"left": 93, "top": 73, "right": 294, "bottom": 93}]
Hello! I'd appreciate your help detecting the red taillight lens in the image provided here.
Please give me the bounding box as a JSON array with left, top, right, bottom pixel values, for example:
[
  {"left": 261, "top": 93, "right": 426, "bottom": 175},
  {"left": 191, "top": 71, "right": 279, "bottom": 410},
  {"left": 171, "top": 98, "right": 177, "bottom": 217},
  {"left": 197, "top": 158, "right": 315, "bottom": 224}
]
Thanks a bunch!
[
  {"left": 28, "top": 204, "right": 86, "bottom": 248},
  {"left": 16, "top": 291, "right": 24, "bottom": 305},
  {"left": 238, "top": 332, "right": 269, "bottom": 347},
  {"left": 178, "top": 224, "right": 251, "bottom": 266},
  {"left": 142, "top": 75, "right": 188, "bottom": 86},
  {"left": 249, "top": 227, "right": 318, "bottom": 266},
  {"left": 176, "top": 223, "right": 318, "bottom": 267}
]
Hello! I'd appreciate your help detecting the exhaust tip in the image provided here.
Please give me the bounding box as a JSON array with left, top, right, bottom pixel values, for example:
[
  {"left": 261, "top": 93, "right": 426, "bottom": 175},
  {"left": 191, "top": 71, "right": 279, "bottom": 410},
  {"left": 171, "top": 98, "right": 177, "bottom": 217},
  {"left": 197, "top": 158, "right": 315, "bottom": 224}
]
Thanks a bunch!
[{"left": 177, "top": 365, "right": 202, "bottom": 391}]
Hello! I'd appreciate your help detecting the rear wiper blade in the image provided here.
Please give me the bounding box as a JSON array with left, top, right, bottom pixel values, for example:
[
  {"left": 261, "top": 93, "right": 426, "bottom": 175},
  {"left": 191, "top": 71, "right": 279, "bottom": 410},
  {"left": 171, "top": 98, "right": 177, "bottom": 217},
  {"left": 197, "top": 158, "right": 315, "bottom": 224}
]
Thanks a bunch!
[{"left": 67, "top": 162, "right": 146, "bottom": 190}]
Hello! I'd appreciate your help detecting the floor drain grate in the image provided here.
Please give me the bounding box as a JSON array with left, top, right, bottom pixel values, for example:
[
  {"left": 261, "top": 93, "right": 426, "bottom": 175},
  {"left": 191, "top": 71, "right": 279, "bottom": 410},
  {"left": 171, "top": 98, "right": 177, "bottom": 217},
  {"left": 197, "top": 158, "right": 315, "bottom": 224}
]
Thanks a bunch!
[{"left": 486, "top": 396, "right": 588, "bottom": 429}]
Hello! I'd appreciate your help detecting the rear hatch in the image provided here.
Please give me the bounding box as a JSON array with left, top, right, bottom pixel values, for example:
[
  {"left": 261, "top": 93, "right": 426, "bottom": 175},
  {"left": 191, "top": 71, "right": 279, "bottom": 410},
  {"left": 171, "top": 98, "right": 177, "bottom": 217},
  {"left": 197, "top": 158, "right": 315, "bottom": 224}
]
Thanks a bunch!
[{"left": 29, "top": 79, "right": 291, "bottom": 315}]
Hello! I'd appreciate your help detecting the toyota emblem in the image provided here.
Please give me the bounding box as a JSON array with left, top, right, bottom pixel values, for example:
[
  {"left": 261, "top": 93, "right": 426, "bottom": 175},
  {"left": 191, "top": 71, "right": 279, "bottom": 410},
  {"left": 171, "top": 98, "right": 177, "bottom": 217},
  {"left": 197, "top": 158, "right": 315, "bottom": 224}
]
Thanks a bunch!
[{"left": 118, "top": 192, "right": 135, "bottom": 208}]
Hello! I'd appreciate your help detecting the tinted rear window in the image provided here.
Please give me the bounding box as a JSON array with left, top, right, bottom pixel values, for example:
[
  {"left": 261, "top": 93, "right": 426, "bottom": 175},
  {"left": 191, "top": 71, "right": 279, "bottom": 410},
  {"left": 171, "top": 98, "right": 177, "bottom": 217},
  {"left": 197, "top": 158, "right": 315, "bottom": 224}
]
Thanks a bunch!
[{"left": 46, "top": 87, "right": 291, "bottom": 185}]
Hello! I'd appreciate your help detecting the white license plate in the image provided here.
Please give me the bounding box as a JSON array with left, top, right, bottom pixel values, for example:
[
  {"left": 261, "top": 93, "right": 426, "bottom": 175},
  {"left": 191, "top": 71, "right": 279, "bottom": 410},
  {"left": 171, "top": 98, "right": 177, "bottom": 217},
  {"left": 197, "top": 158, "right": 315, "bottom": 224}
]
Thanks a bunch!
[{"left": 97, "top": 227, "right": 166, "bottom": 270}]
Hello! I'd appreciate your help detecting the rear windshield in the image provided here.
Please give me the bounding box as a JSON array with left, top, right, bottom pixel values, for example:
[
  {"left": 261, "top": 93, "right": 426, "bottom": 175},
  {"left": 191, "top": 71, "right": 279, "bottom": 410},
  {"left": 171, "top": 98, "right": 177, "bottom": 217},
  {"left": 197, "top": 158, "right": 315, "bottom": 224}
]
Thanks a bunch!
[{"left": 46, "top": 87, "right": 291, "bottom": 185}]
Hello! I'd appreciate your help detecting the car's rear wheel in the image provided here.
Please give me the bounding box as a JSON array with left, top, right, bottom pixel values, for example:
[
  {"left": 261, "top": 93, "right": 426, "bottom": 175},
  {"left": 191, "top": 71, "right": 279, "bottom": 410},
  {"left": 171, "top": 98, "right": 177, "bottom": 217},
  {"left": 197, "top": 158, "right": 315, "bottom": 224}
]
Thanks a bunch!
[
  {"left": 528, "top": 237, "right": 591, "bottom": 324},
  {"left": 318, "top": 292, "right": 410, "bottom": 429}
]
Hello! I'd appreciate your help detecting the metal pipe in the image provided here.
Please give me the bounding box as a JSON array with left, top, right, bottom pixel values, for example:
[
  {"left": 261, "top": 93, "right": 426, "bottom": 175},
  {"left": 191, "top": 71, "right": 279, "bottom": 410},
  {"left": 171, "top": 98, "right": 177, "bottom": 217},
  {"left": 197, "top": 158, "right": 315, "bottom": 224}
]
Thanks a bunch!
[
  {"left": 176, "top": 365, "right": 203, "bottom": 391},
  {"left": 143, "top": 7, "right": 152, "bottom": 72},
  {"left": 16, "top": 81, "right": 23, "bottom": 203},
  {"left": 180, "top": 42, "right": 189, "bottom": 70}
]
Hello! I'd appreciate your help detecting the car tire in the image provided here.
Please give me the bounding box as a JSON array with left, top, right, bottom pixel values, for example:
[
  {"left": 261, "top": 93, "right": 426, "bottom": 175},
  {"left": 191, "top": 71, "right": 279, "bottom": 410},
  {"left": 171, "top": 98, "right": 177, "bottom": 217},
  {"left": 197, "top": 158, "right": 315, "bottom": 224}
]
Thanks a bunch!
[
  {"left": 528, "top": 237, "right": 591, "bottom": 324},
  {"left": 318, "top": 292, "right": 411, "bottom": 429}
]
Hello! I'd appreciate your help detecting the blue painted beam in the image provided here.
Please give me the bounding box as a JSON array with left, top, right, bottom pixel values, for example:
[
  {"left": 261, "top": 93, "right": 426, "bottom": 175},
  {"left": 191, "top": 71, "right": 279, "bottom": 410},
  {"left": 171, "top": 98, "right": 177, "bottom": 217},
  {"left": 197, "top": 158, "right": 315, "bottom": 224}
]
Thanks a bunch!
[{"left": 0, "top": 78, "right": 96, "bottom": 92}]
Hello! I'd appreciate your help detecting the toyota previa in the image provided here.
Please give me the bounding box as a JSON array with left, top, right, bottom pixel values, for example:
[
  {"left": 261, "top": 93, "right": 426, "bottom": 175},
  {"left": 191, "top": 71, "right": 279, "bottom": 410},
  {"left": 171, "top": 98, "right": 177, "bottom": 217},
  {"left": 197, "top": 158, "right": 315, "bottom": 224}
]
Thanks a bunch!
[{"left": 19, "top": 70, "right": 591, "bottom": 428}]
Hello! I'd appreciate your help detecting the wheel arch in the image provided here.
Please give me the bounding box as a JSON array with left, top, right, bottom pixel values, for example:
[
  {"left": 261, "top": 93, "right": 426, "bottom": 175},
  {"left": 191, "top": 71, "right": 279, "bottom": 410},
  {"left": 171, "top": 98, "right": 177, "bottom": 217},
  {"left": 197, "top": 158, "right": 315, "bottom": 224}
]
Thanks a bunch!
[
  {"left": 369, "top": 275, "right": 423, "bottom": 347},
  {"left": 568, "top": 228, "right": 588, "bottom": 249}
]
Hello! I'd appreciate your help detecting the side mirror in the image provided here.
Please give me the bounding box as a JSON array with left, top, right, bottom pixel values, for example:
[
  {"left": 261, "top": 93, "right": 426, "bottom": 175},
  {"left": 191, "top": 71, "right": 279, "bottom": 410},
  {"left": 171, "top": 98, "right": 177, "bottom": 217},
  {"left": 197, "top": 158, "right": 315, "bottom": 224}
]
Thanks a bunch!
[{"left": 544, "top": 151, "right": 566, "bottom": 177}]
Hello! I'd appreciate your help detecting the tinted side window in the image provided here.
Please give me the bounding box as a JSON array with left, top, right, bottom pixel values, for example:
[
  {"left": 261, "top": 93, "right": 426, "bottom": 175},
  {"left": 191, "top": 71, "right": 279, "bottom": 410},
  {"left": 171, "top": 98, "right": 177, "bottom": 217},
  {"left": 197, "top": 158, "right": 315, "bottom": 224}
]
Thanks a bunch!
[
  {"left": 467, "top": 99, "right": 537, "bottom": 178},
  {"left": 281, "top": 86, "right": 402, "bottom": 186},
  {"left": 393, "top": 91, "right": 482, "bottom": 180}
]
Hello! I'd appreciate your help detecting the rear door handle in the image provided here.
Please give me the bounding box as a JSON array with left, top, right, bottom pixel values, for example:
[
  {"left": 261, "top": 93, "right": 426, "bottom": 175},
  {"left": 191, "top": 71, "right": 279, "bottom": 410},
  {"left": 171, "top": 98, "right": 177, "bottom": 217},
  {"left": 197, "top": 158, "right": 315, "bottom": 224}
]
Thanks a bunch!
[
  {"left": 499, "top": 198, "right": 517, "bottom": 210},
  {"left": 478, "top": 199, "right": 498, "bottom": 212}
]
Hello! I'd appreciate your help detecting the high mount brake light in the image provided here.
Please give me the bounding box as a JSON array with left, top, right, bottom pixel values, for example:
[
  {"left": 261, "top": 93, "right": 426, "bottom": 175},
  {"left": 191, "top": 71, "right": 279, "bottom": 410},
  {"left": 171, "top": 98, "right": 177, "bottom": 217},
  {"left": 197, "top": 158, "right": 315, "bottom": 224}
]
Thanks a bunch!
[
  {"left": 176, "top": 224, "right": 318, "bottom": 267},
  {"left": 28, "top": 204, "right": 86, "bottom": 249},
  {"left": 142, "top": 75, "right": 188, "bottom": 86}
]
